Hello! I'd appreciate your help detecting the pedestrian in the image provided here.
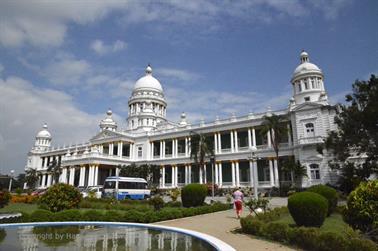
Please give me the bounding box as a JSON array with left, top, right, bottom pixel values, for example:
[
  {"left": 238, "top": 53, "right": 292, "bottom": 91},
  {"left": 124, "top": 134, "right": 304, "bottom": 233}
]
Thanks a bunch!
[{"left": 232, "top": 187, "right": 244, "bottom": 219}]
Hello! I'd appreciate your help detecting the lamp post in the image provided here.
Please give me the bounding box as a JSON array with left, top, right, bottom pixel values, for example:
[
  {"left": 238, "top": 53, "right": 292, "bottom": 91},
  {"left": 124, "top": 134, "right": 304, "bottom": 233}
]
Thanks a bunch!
[
  {"left": 248, "top": 147, "right": 258, "bottom": 200},
  {"left": 8, "top": 170, "right": 14, "bottom": 192},
  {"left": 210, "top": 154, "right": 215, "bottom": 203}
]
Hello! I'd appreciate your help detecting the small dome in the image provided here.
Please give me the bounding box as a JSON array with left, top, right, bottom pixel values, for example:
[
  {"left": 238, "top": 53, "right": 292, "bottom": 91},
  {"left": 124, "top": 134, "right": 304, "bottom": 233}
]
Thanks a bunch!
[
  {"left": 100, "top": 108, "right": 117, "bottom": 131},
  {"left": 36, "top": 123, "right": 51, "bottom": 138},
  {"left": 133, "top": 65, "right": 163, "bottom": 92},
  {"left": 293, "top": 51, "right": 322, "bottom": 79}
]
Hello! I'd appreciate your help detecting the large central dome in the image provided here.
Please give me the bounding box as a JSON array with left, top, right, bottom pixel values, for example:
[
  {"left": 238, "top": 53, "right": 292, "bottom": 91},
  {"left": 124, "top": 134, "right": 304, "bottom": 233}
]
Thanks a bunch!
[{"left": 133, "top": 65, "right": 163, "bottom": 92}]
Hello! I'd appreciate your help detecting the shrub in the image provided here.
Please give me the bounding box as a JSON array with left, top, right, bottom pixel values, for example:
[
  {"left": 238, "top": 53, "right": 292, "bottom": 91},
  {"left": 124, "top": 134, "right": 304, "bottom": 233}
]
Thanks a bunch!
[
  {"left": 347, "top": 238, "right": 378, "bottom": 251},
  {"left": 169, "top": 189, "right": 180, "bottom": 202},
  {"left": 240, "top": 216, "right": 264, "bottom": 235},
  {"left": 38, "top": 183, "right": 82, "bottom": 212},
  {"left": 122, "top": 209, "right": 145, "bottom": 222},
  {"left": 149, "top": 196, "right": 165, "bottom": 211},
  {"left": 256, "top": 207, "right": 288, "bottom": 222},
  {"left": 165, "top": 201, "right": 182, "bottom": 208},
  {"left": 317, "top": 232, "right": 348, "bottom": 251},
  {"left": 81, "top": 210, "right": 104, "bottom": 221},
  {"left": 181, "top": 184, "right": 207, "bottom": 207},
  {"left": 263, "top": 222, "right": 291, "bottom": 242},
  {"left": 104, "top": 210, "right": 124, "bottom": 221},
  {"left": 289, "top": 227, "right": 320, "bottom": 250},
  {"left": 11, "top": 195, "right": 38, "bottom": 204},
  {"left": 343, "top": 180, "right": 378, "bottom": 233},
  {"left": 15, "top": 188, "right": 22, "bottom": 195},
  {"left": 54, "top": 209, "right": 82, "bottom": 221},
  {"left": 307, "top": 184, "right": 338, "bottom": 216},
  {"left": 288, "top": 192, "right": 328, "bottom": 227},
  {"left": 29, "top": 209, "right": 53, "bottom": 222},
  {"left": 0, "top": 190, "right": 11, "bottom": 208}
]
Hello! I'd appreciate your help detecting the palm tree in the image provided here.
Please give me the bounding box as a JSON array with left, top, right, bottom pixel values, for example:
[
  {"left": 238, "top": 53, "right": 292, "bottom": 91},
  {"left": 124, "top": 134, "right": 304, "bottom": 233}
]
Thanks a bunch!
[
  {"left": 260, "top": 114, "right": 289, "bottom": 188},
  {"left": 189, "top": 131, "right": 214, "bottom": 183},
  {"left": 282, "top": 158, "right": 308, "bottom": 188},
  {"left": 25, "top": 168, "right": 40, "bottom": 189},
  {"left": 47, "top": 159, "right": 62, "bottom": 184}
]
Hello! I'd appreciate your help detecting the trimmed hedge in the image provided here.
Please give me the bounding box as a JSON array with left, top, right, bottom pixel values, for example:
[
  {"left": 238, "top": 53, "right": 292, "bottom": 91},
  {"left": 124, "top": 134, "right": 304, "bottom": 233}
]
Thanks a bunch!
[
  {"left": 181, "top": 184, "right": 207, "bottom": 207},
  {"left": 240, "top": 215, "right": 377, "bottom": 251},
  {"left": 288, "top": 192, "right": 328, "bottom": 227},
  {"left": 6, "top": 202, "right": 230, "bottom": 224},
  {"left": 307, "top": 184, "right": 338, "bottom": 216}
]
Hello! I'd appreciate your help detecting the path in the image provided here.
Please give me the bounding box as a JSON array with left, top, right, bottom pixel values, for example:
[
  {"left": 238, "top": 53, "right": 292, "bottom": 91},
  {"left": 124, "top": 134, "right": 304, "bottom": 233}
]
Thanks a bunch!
[{"left": 154, "top": 208, "right": 294, "bottom": 251}]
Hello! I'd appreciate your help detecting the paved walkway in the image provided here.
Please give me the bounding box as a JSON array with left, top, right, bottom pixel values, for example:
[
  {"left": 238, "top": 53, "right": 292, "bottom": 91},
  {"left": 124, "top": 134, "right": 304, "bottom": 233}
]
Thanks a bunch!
[{"left": 155, "top": 208, "right": 294, "bottom": 251}]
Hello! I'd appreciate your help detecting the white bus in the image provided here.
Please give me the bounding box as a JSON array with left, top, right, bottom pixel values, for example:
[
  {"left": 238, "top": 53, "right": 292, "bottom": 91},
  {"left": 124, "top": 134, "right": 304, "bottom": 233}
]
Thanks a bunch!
[{"left": 103, "top": 176, "right": 150, "bottom": 200}]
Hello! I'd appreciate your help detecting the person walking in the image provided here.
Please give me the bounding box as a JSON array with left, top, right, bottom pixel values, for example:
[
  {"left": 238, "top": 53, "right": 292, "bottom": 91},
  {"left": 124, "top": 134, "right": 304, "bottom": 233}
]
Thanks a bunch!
[{"left": 232, "top": 188, "right": 244, "bottom": 219}]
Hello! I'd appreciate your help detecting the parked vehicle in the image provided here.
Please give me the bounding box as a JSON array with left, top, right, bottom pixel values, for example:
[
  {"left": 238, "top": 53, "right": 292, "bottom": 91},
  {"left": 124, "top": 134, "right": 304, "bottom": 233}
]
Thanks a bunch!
[
  {"left": 103, "top": 176, "right": 150, "bottom": 200},
  {"left": 31, "top": 188, "right": 47, "bottom": 196},
  {"left": 81, "top": 186, "right": 103, "bottom": 199}
]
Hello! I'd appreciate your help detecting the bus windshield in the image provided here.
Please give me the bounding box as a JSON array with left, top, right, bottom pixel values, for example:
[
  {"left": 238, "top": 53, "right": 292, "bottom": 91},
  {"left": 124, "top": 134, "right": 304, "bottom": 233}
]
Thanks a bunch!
[{"left": 104, "top": 181, "right": 116, "bottom": 189}]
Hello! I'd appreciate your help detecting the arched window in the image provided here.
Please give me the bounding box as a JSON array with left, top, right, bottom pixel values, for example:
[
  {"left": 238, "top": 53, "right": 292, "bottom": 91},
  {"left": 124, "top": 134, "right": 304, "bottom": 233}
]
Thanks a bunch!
[
  {"left": 310, "top": 164, "right": 320, "bottom": 180},
  {"left": 305, "top": 123, "right": 315, "bottom": 137}
]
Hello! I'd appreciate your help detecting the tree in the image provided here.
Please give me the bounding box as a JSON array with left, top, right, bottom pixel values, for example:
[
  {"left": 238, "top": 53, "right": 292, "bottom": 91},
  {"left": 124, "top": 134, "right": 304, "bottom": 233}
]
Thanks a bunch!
[
  {"left": 119, "top": 164, "right": 160, "bottom": 187},
  {"left": 282, "top": 158, "right": 308, "bottom": 188},
  {"left": 260, "top": 114, "right": 289, "bottom": 188},
  {"left": 189, "top": 131, "right": 214, "bottom": 183},
  {"left": 325, "top": 75, "right": 378, "bottom": 193},
  {"left": 25, "top": 168, "right": 40, "bottom": 189},
  {"left": 47, "top": 159, "right": 62, "bottom": 184}
]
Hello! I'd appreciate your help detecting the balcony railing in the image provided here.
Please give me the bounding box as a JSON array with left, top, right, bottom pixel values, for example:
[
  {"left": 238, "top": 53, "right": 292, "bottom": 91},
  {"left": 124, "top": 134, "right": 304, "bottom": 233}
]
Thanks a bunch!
[{"left": 298, "top": 136, "right": 324, "bottom": 145}]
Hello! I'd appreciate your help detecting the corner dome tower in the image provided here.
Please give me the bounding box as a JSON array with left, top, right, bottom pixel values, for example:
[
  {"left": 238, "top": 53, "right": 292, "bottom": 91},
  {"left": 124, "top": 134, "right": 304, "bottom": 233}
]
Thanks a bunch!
[
  {"left": 127, "top": 65, "right": 167, "bottom": 131},
  {"left": 34, "top": 123, "right": 51, "bottom": 150},
  {"left": 290, "top": 50, "right": 328, "bottom": 107},
  {"left": 99, "top": 108, "right": 117, "bottom": 131}
]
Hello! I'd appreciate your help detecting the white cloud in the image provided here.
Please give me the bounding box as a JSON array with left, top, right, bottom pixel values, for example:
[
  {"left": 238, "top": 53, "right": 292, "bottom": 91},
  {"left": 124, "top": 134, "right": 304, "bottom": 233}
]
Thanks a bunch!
[
  {"left": 90, "top": 39, "right": 127, "bottom": 55},
  {"left": 0, "top": 1, "right": 352, "bottom": 47},
  {"left": 0, "top": 64, "right": 4, "bottom": 75},
  {"left": 157, "top": 68, "right": 200, "bottom": 82},
  {"left": 0, "top": 75, "right": 123, "bottom": 174}
]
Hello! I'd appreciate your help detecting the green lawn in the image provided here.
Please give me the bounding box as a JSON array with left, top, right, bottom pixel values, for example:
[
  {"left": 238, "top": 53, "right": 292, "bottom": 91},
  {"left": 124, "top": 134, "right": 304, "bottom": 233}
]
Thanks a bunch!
[
  {"left": 274, "top": 212, "right": 351, "bottom": 233},
  {"left": 0, "top": 203, "right": 39, "bottom": 214}
]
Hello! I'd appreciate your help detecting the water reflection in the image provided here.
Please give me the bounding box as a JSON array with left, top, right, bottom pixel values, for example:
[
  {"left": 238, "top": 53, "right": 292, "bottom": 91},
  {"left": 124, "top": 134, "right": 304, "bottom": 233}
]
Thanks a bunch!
[{"left": 1, "top": 225, "right": 215, "bottom": 251}]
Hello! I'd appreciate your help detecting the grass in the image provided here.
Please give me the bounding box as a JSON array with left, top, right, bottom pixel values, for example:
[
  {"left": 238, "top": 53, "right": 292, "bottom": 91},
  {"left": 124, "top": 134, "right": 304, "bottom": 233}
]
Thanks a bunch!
[
  {"left": 0, "top": 203, "right": 39, "bottom": 214},
  {"left": 273, "top": 211, "right": 351, "bottom": 233}
]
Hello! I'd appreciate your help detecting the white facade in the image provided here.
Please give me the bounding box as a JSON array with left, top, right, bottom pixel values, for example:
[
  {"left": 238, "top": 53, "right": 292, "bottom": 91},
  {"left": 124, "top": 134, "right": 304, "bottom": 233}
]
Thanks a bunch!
[{"left": 25, "top": 51, "right": 339, "bottom": 190}]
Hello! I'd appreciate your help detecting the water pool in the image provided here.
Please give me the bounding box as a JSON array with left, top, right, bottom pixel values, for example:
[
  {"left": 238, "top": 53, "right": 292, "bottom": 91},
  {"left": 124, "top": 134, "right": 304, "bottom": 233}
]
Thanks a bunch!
[{"left": 0, "top": 222, "right": 235, "bottom": 251}]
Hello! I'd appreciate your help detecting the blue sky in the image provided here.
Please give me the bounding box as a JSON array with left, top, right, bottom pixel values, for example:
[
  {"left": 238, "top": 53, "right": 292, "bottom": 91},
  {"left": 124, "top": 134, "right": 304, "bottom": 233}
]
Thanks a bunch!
[{"left": 0, "top": 0, "right": 377, "bottom": 174}]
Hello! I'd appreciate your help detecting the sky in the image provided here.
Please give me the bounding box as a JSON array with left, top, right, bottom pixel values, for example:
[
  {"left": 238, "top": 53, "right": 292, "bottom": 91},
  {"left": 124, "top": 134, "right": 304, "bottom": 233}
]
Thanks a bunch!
[{"left": 0, "top": 0, "right": 377, "bottom": 175}]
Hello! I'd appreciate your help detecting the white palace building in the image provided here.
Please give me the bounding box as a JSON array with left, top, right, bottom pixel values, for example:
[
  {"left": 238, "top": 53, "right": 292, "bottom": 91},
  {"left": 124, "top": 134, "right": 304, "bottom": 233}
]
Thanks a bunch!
[{"left": 26, "top": 51, "right": 339, "bottom": 190}]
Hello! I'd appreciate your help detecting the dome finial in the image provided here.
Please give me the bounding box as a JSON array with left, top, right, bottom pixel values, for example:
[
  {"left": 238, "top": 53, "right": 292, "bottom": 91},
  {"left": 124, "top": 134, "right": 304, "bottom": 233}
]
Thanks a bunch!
[
  {"left": 145, "top": 64, "right": 152, "bottom": 75},
  {"left": 300, "top": 50, "right": 309, "bottom": 63},
  {"left": 107, "top": 108, "right": 112, "bottom": 116},
  {"left": 43, "top": 123, "right": 48, "bottom": 129}
]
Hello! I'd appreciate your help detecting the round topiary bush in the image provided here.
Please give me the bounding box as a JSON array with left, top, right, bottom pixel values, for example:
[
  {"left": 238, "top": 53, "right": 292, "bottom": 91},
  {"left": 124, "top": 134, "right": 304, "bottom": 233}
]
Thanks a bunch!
[
  {"left": 307, "top": 184, "right": 338, "bottom": 216},
  {"left": 181, "top": 183, "right": 207, "bottom": 207},
  {"left": 288, "top": 191, "right": 328, "bottom": 227},
  {"left": 343, "top": 180, "right": 378, "bottom": 233},
  {"left": 38, "top": 183, "right": 82, "bottom": 212}
]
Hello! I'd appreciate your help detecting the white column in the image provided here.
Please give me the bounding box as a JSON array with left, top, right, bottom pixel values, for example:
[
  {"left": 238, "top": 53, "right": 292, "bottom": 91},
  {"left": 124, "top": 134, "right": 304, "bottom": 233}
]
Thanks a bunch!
[
  {"left": 231, "top": 161, "right": 236, "bottom": 187},
  {"left": 215, "top": 163, "right": 219, "bottom": 185},
  {"left": 62, "top": 168, "right": 67, "bottom": 183},
  {"left": 287, "top": 124, "right": 292, "bottom": 146},
  {"left": 199, "top": 166, "right": 203, "bottom": 184},
  {"left": 235, "top": 161, "right": 240, "bottom": 187},
  {"left": 109, "top": 143, "right": 114, "bottom": 156},
  {"left": 175, "top": 139, "right": 179, "bottom": 157},
  {"left": 269, "top": 159, "right": 275, "bottom": 186},
  {"left": 267, "top": 130, "right": 272, "bottom": 148},
  {"left": 230, "top": 131, "right": 234, "bottom": 153},
  {"left": 214, "top": 133, "right": 218, "bottom": 154},
  {"left": 69, "top": 167, "right": 75, "bottom": 185},
  {"left": 274, "top": 159, "right": 279, "bottom": 187},
  {"left": 88, "top": 166, "right": 93, "bottom": 186},
  {"left": 79, "top": 166, "right": 85, "bottom": 186},
  {"left": 252, "top": 160, "right": 259, "bottom": 199},
  {"left": 162, "top": 141, "right": 166, "bottom": 158},
  {"left": 188, "top": 165, "right": 192, "bottom": 183},
  {"left": 218, "top": 162, "right": 223, "bottom": 187},
  {"left": 94, "top": 165, "right": 99, "bottom": 186},
  {"left": 118, "top": 142, "right": 123, "bottom": 157},
  {"left": 172, "top": 140, "right": 175, "bottom": 158},
  {"left": 252, "top": 128, "right": 256, "bottom": 147},
  {"left": 162, "top": 166, "right": 166, "bottom": 188},
  {"left": 129, "top": 144, "right": 133, "bottom": 159},
  {"left": 47, "top": 174, "right": 52, "bottom": 187},
  {"left": 160, "top": 141, "right": 163, "bottom": 158},
  {"left": 41, "top": 174, "right": 46, "bottom": 187},
  {"left": 203, "top": 164, "right": 207, "bottom": 184},
  {"left": 151, "top": 142, "right": 154, "bottom": 159},
  {"left": 234, "top": 131, "right": 239, "bottom": 152},
  {"left": 185, "top": 138, "right": 188, "bottom": 157},
  {"left": 184, "top": 165, "right": 188, "bottom": 184},
  {"left": 171, "top": 166, "right": 175, "bottom": 187},
  {"left": 218, "top": 133, "right": 222, "bottom": 153},
  {"left": 248, "top": 128, "right": 252, "bottom": 148},
  {"left": 249, "top": 160, "right": 254, "bottom": 187}
]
